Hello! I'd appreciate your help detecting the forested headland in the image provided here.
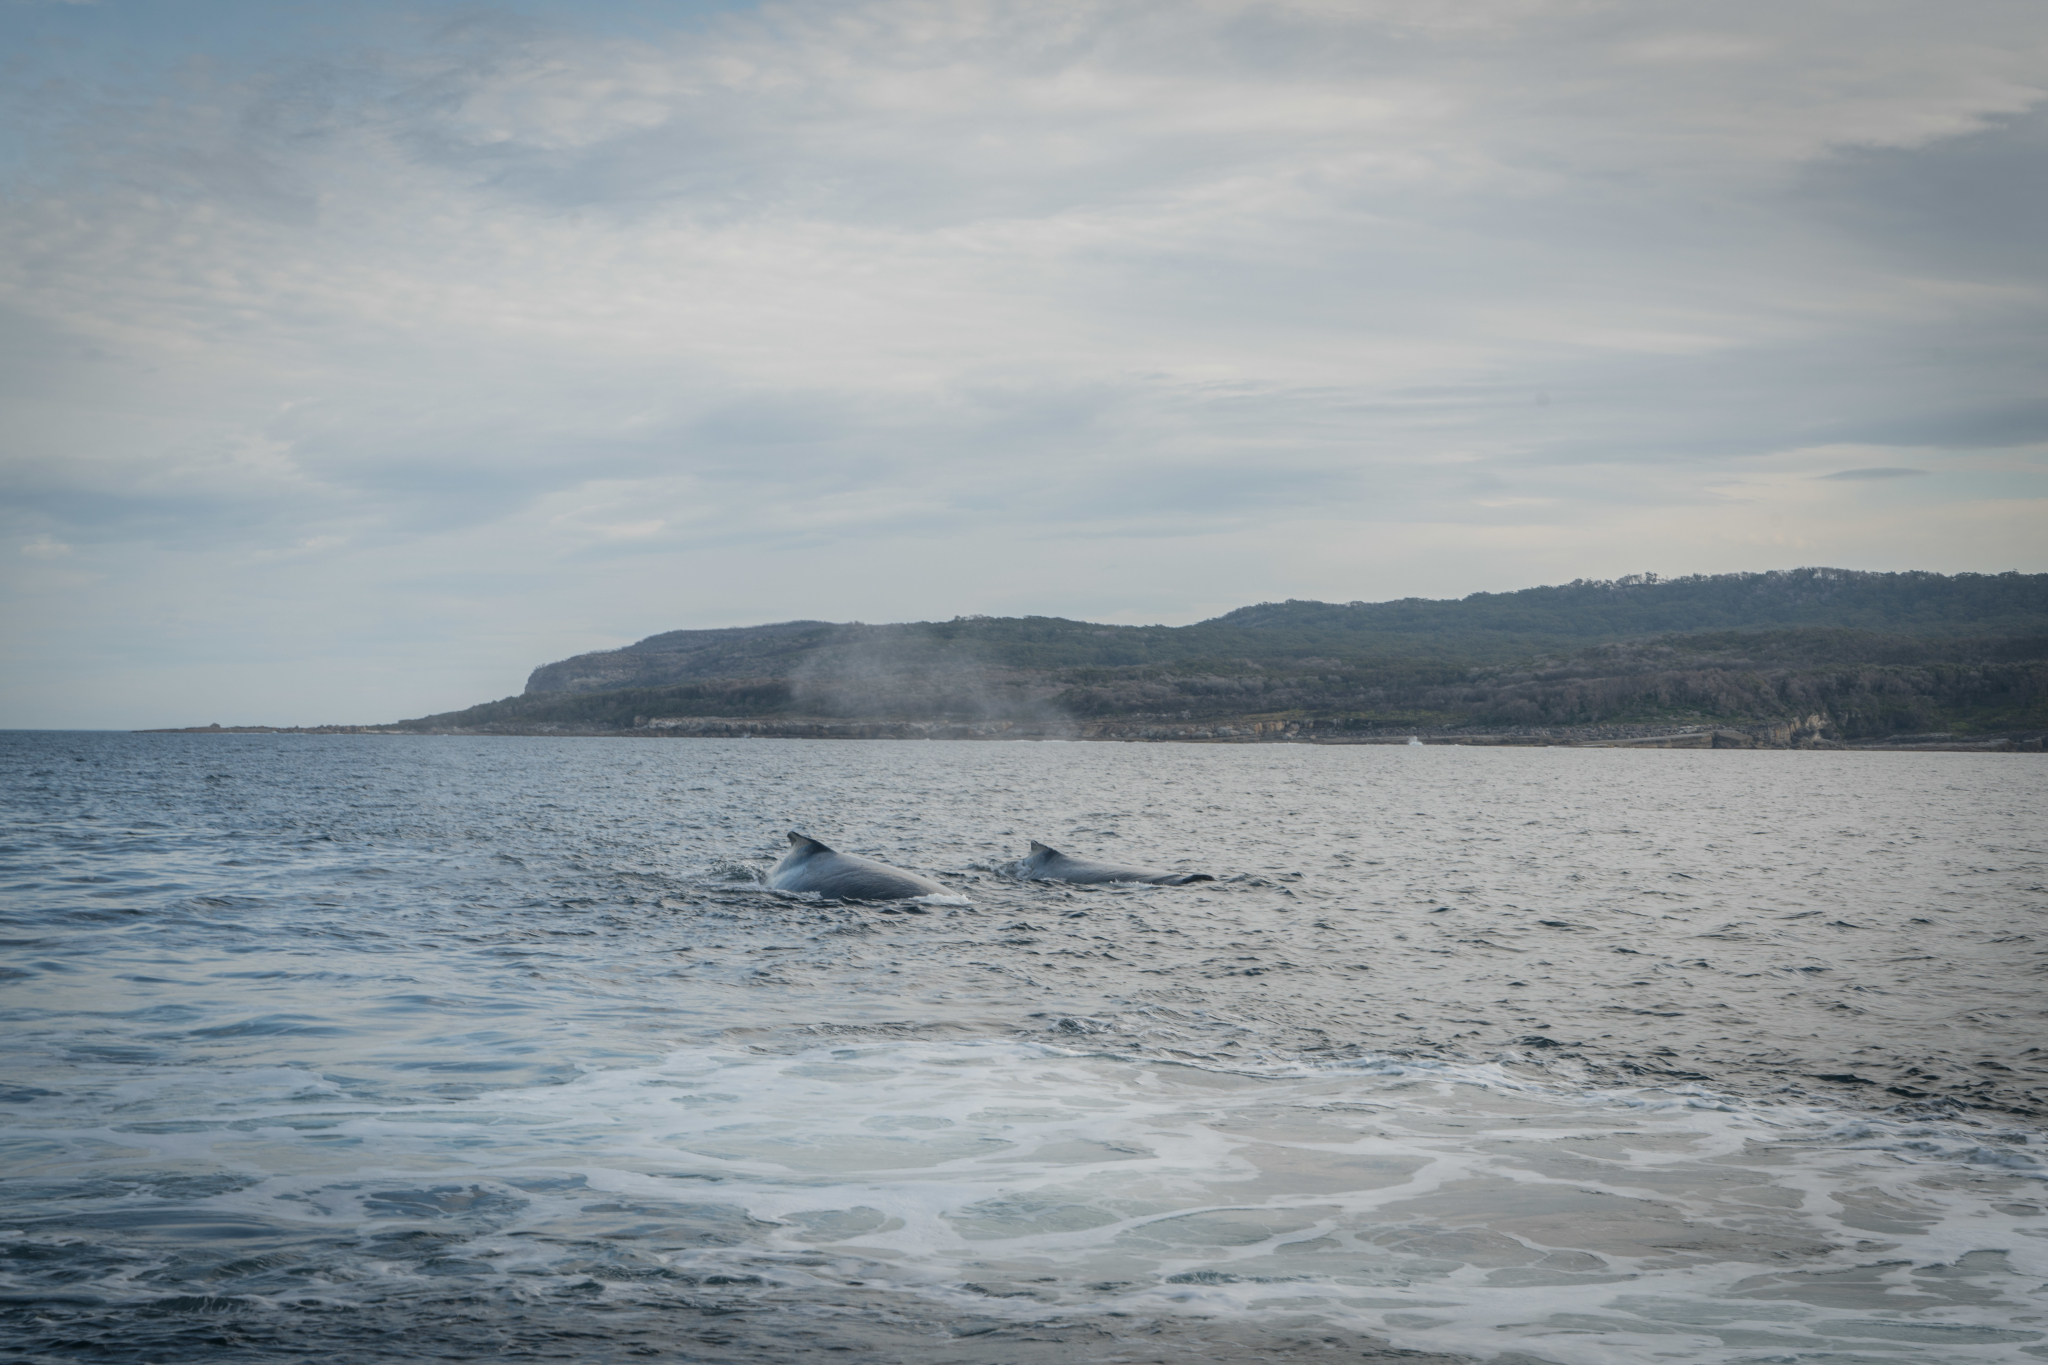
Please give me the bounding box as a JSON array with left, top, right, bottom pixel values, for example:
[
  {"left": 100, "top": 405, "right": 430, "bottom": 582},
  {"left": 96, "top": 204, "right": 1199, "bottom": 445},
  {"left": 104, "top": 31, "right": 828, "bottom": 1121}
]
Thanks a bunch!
[{"left": 392, "top": 568, "right": 2048, "bottom": 745}]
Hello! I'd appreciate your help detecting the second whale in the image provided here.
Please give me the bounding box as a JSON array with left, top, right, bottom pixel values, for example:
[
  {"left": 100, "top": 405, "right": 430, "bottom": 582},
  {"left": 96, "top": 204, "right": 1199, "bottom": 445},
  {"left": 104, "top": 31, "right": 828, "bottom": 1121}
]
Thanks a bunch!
[{"left": 1014, "top": 840, "right": 1215, "bottom": 886}]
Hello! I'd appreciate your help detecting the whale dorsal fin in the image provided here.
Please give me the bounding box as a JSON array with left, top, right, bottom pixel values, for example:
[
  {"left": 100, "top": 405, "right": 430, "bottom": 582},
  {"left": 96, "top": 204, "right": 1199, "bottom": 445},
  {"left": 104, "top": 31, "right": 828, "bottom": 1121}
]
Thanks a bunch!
[
  {"left": 788, "top": 831, "right": 835, "bottom": 854},
  {"left": 1027, "top": 840, "right": 1060, "bottom": 856}
]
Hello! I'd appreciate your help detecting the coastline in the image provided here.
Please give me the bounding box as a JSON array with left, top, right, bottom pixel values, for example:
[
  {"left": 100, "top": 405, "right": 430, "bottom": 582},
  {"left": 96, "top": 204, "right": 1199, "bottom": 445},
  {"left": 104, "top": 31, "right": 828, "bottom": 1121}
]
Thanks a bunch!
[{"left": 136, "top": 718, "right": 2048, "bottom": 751}]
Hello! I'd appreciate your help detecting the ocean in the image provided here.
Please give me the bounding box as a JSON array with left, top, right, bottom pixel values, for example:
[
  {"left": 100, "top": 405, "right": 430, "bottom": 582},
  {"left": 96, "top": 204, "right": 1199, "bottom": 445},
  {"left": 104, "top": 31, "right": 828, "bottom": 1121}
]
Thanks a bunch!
[{"left": 2, "top": 731, "right": 2044, "bottom": 1363}]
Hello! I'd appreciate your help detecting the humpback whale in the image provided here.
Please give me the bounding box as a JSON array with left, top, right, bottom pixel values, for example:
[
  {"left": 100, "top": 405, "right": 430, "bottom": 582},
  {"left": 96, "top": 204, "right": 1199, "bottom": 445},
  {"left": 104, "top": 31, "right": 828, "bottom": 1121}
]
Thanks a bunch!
[
  {"left": 1014, "top": 840, "right": 1215, "bottom": 886},
  {"left": 766, "top": 832, "right": 950, "bottom": 901}
]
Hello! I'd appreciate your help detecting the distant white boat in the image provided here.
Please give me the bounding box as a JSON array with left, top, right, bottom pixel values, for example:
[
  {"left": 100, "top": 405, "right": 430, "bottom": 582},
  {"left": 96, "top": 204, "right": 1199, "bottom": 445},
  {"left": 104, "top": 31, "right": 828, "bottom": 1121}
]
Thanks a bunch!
[{"left": 1408, "top": 736, "right": 1424, "bottom": 746}]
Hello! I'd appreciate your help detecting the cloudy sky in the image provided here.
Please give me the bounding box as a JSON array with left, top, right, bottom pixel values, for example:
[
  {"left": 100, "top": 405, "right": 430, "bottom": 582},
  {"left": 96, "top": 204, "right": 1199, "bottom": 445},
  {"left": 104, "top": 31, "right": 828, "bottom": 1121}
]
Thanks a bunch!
[{"left": 4, "top": 0, "right": 2045, "bottom": 727}]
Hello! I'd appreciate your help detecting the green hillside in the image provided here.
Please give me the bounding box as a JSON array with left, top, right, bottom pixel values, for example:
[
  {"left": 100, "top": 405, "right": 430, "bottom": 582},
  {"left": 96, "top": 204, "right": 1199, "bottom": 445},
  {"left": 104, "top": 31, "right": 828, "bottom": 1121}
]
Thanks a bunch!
[{"left": 395, "top": 569, "right": 2048, "bottom": 739}]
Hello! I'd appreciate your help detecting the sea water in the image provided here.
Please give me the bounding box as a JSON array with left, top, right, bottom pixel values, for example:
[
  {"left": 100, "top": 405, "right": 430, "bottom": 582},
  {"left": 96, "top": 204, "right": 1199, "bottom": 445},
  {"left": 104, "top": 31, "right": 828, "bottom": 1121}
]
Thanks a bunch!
[{"left": 1, "top": 731, "right": 2043, "bottom": 1363}]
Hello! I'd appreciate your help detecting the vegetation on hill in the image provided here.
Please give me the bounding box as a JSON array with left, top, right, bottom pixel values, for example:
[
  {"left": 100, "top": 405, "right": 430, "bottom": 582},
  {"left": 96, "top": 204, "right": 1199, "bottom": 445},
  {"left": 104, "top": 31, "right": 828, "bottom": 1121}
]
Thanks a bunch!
[
  {"left": 1206, "top": 568, "right": 2048, "bottom": 639},
  {"left": 394, "top": 569, "right": 2048, "bottom": 738},
  {"left": 1052, "top": 631, "right": 2048, "bottom": 737}
]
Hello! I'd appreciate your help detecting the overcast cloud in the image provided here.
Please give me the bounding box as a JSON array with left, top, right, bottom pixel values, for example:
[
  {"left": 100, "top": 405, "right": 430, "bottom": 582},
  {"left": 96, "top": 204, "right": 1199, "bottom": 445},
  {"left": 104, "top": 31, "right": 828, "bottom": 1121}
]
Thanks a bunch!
[{"left": 3, "top": 0, "right": 2045, "bottom": 727}]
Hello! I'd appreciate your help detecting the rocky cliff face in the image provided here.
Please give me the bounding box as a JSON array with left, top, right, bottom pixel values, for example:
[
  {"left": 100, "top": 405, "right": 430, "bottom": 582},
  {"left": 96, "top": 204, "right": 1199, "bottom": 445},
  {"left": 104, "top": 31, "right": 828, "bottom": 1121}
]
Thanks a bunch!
[
  {"left": 524, "top": 622, "right": 843, "bottom": 694},
  {"left": 522, "top": 652, "right": 657, "bottom": 694}
]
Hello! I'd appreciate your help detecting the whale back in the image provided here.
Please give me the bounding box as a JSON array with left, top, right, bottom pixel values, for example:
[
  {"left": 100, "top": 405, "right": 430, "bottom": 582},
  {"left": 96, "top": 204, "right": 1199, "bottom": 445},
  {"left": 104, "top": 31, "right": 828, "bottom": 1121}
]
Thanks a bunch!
[
  {"left": 767, "top": 831, "right": 947, "bottom": 901},
  {"left": 1017, "top": 840, "right": 1069, "bottom": 876},
  {"left": 1016, "top": 840, "right": 1214, "bottom": 885}
]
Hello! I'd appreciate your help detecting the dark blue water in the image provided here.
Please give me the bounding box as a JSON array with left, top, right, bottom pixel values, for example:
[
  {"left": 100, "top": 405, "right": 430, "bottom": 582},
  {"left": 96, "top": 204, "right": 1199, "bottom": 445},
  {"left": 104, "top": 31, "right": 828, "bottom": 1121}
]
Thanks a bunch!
[{"left": 3, "top": 731, "right": 2044, "bottom": 1362}]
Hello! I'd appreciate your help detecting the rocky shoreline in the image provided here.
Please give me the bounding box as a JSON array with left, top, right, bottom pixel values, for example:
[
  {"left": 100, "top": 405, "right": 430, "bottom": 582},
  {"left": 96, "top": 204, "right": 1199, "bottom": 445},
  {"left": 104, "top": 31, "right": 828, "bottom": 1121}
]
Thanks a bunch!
[{"left": 142, "top": 717, "right": 2047, "bottom": 751}]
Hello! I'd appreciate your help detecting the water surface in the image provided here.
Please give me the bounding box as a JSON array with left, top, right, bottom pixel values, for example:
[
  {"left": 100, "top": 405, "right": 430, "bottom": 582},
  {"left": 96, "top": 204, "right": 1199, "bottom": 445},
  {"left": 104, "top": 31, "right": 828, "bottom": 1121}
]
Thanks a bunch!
[{"left": 3, "top": 732, "right": 2043, "bottom": 1362}]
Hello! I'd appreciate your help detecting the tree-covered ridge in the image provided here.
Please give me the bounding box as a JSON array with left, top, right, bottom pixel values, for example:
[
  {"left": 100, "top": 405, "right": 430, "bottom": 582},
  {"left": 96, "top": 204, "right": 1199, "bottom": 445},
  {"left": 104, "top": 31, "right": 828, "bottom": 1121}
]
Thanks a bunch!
[
  {"left": 1049, "top": 630, "right": 2048, "bottom": 736},
  {"left": 394, "top": 627, "right": 2047, "bottom": 739},
  {"left": 1208, "top": 568, "right": 2048, "bottom": 638},
  {"left": 394, "top": 568, "right": 2048, "bottom": 741},
  {"left": 519, "top": 569, "right": 2048, "bottom": 697}
]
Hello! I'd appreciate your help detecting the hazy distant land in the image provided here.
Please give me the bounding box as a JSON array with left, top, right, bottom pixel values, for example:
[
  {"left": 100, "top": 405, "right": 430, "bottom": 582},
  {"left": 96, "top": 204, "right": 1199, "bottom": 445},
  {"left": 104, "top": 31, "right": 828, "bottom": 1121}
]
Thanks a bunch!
[{"left": 149, "top": 569, "right": 2048, "bottom": 750}]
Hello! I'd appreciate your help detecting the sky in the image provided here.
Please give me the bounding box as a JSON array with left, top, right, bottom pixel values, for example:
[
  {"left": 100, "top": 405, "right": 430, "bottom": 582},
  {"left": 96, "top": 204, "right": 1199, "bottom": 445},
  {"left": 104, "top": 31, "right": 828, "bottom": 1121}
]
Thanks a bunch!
[{"left": 3, "top": 0, "right": 2045, "bottom": 728}]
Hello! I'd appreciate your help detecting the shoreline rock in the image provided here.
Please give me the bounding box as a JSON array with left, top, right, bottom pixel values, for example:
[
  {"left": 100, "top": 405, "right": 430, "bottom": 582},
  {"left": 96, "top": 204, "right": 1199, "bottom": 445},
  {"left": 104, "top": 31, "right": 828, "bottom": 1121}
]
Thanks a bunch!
[{"left": 136, "top": 716, "right": 2047, "bottom": 751}]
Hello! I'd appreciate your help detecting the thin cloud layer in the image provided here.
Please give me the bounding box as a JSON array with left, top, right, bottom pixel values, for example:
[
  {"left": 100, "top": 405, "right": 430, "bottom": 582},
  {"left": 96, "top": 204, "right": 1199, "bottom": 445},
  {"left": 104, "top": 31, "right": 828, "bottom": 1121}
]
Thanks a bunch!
[{"left": 2, "top": 0, "right": 2045, "bottom": 726}]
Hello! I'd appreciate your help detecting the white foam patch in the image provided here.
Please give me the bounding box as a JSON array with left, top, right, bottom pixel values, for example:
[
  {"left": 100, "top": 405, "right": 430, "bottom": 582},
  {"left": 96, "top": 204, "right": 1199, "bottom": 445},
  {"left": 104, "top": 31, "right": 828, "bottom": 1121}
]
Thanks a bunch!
[
  {"left": 12, "top": 1041, "right": 2046, "bottom": 1363},
  {"left": 762, "top": 887, "right": 972, "bottom": 907}
]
